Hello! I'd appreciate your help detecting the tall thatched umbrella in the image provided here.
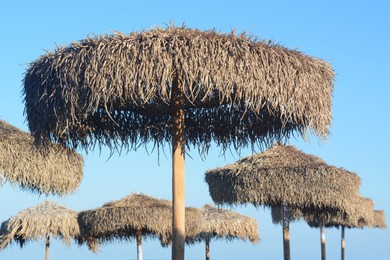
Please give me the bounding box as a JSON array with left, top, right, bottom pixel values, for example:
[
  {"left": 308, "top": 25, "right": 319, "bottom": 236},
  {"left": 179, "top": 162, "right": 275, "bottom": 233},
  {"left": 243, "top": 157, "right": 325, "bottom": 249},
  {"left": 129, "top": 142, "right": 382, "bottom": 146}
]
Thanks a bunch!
[
  {"left": 78, "top": 193, "right": 203, "bottom": 260},
  {"left": 205, "top": 144, "right": 361, "bottom": 260},
  {"left": 0, "top": 119, "right": 83, "bottom": 195},
  {"left": 193, "top": 204, "right": 260, "bottom": 260},
  {"left": 23, "top": 25, "right": 335, "bottom": 260},
  {"left": 0, "top": 201, "right": 80, "bottom": 260}
]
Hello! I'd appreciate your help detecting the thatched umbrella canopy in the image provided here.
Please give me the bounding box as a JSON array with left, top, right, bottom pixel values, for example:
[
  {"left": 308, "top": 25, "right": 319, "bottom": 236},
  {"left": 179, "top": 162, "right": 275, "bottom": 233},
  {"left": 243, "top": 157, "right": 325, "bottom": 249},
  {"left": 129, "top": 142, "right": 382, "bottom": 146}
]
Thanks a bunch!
[
  {"left": 23, "top": 25, "right": 335, "bottom": 260},
  {"left": 205, "top": 144, "right": 361, "bottom": 260},
  {"left": 0, "top": 201, "right": 79, "bottom": 260},
  {"left": 272, "top": 197, "right": 379, "bottom": 260},
  {"left": 304, "top": 198, "right": 385, "bottom": 260},
  {"left": 78, "top": 193, "right": 203, "bottom": 260},
  {"left": 372, "top": 210, "right": 387, "bottom": 229},
  {"left": 0, "top": 119, "right": 83, "bottom": 195},
  {"left": 191, "top": 204, "right": 260, "bottom": 260}
]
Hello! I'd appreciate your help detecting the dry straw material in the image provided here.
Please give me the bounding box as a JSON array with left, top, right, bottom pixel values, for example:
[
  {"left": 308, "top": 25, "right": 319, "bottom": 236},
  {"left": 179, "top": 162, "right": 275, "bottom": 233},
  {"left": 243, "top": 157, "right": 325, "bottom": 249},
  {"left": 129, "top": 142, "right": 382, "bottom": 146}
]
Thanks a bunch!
[
  {"left": 372, "top": 210, "right": 387, "bottom": 229},
  {"left": 205, "top": 144, "right": 361, "bottom": 218},
  {"left": 23, "top": 25, "right": 335, "bottom": 152},
  {"left": 78, "top": 194, "right": 203, "bottom": 252},
  {"left": 23, "top": 25, "right": 335, "bottom": 259},
  {"left": 0, "top": 119, "right": 83, "bottom": 195},
  {"left": 182, "top": 204, "right": 259, "bottom": 260},
  {"left": 0, "top": 201, "right": 79, "bottom": 260},
  {"left": 196, "top": 204, "right": 259, "bottom": 244},
  {"left": 78, "top": 193, "right": 172, "bottom": 251},
  {"left": 271, "top": 197, "right": 378, "bottom": 228}
]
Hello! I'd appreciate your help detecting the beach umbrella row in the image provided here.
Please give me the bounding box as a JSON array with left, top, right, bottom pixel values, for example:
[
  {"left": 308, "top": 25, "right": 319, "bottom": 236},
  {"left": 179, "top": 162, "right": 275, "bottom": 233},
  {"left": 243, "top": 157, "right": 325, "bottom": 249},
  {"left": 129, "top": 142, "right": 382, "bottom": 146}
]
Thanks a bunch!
[
  {"left": 205, "top": 144, "right": 362, "bottom": 260},
  {"left": 0, "top": 194, "right": 259, "bottom": 260},
  {"left": 77, "top": 194, "right": 259, "bottom": 260},
  {"left": 271, "top": 197, "right": 386, "bottom": 260},
  {"left": 205, "top": 144, "right": 386, "bottom": 260},
  {"left": 22, "top": 25, "right": 335, "bottom": 260}
]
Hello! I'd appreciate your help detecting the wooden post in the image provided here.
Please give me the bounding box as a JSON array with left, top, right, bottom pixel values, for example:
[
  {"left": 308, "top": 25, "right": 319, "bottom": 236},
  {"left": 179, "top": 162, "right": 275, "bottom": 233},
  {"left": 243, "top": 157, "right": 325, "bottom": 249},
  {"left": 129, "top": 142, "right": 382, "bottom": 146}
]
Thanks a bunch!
[
  {"left": 282, "top": 204, "right": 291, "bottom": 260},
  {"left": 341, "top": 226, "right": 345, "bottom": 260},
  {"left": 45, "top": 234, "right": 50, "bottom": 260},
  {"left": 136, "top": 230, "right": 143, "bottom": 260},
  {"left": 205, "top": 239, "right": 210, "bottom": 260},
  {"left": 172, "top": 75, "right": 185, "bottom": 260},
  {"left": 320, "top": 224, "right": 326, "bottom": 260}
]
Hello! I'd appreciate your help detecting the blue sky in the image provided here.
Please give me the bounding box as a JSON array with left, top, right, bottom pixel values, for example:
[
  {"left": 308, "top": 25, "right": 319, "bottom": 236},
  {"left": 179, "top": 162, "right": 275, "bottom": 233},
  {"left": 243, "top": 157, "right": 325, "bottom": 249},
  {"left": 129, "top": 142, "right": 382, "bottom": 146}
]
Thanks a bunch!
[{"left": 0, "top": 1, "right": 389, "bottom": 259}]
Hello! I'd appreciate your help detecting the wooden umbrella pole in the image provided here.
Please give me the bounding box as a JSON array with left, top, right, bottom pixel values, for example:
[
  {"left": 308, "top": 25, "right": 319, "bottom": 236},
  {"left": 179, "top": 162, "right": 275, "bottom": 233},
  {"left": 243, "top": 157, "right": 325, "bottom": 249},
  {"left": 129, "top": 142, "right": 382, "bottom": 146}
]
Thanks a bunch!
[
  {"left": 172, "top": 75, "right": 185, "bottom": 260},
  {"left": 45, "top": 234, "right": 50, "bottom": 260},
  {"left": 136, "top": 229, "right": 143, "bottom": 260},
  {"left": 341, "top": 226, "right": 345, "bottom": 260},
  {"left": 320, "top": 224, "right": 326, "bottom": 260},
  {"left": 282, "top": 204, "right": 291, "bottom": 260},
  {"left": 205, "top": 239, "right": 210, "bottom": 260}
]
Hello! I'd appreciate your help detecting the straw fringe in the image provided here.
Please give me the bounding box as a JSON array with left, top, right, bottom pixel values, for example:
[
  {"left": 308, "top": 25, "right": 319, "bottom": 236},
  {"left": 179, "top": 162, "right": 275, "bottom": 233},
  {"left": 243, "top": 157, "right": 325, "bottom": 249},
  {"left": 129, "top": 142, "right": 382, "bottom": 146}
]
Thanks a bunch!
[
  {"left": 0, "top": 201, "right": 79, "bottom": 250},
  {"left": 195, "top": 204, "right": 259, "bottom": 243},
  {"left": 0, "top": 119, "right": 83, "bottom": 195},
  {"left": 205, "top": 145, "right": 361, "bottom": 220},
  {"left": 272, "top": 197, "right": 377, "bottom": 228},
  {"left": 23, "top": 25, "right": 334, "bottom": 153},
  {"left": 77, "top": 194, "right": 202, "bottom": 251}
]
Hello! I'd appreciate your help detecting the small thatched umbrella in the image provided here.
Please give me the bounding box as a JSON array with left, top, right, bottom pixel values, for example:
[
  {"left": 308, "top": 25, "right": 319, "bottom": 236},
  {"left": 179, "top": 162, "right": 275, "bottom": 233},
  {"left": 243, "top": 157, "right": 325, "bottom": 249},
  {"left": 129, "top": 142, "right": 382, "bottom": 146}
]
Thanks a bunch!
[
  {"left": 272, "top": 197, "right": 380, "bottom": 260},
  {"left": 305, "top": 199, "right": 386, "bottom": 260},
  {"left": 194, "top": 204, "right": 260, "bottom": 260},
  {"left": 372, "top": 210, "right": 387, "bottom": 229},
  {"left": 0, "top": 119, "right": 83, "bottom": 195},
  {"left": 78, "top": 193, "right": 203, "bottom": 260},
  {"left": 205, "top": 144, "right": 361, "bottom": 260},
  {"left": 0, "top": 201, "right": 79, "bottom": 260},
  {"left": 23, "top": 25, "right": 335, "bottom": 260}
]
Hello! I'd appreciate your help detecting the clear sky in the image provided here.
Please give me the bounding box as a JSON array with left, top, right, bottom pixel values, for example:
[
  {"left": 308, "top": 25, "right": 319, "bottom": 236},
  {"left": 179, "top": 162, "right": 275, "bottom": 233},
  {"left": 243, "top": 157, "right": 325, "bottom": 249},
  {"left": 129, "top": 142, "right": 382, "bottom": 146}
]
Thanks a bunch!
[{"left": 0, "top": 1, "right": 389, "bottom": 259}]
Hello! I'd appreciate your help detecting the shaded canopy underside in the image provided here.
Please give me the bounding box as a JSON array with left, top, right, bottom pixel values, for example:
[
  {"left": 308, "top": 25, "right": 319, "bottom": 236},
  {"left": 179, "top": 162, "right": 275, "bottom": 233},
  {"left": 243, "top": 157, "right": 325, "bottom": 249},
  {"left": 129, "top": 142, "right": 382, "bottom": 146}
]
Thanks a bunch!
[
  {"left": 23, "top": 25, "right": 334, "bottom": 153},
  {"left": 271, "top": 197, "right": 376, "bottom": 228}
]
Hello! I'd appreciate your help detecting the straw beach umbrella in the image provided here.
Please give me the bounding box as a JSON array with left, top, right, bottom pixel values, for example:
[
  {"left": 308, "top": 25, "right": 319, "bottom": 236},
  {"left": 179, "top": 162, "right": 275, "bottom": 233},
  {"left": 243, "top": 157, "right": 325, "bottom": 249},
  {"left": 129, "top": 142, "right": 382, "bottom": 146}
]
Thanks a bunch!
[
  {"left": 305, "top": 199, "right": 386, "bottom": 260},
  {"left": 78, "top": 193, "right": 203, "bottom": 260},
  {"left": 272, "top": 197, "right": 379, "bottom": 260},
  {"left": 0, "top": 119, "right": 83, "bottom": 195},
  {"left": 0, "top": 201, "right": 80, "bottom": 260},
  {"left": 372, "top": 210, "right": 387, "bottom": 229},
  {"left": 195, "top": 204, "right": 260, "bottom": 260},
  {"left": 23, "top": 25, "right": 335, "bottom": 259},
  {"left": 205, "top": 144, "right": 361, "bottom": 260}
]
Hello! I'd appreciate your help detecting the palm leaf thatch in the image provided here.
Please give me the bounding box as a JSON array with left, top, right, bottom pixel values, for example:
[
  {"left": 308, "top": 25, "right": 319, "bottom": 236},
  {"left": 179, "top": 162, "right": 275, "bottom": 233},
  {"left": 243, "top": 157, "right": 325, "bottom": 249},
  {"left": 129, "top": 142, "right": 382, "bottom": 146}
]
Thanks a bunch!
[
  {"left": 181, "top": 204, "right": 259, "bottom": 260},
  {"left": 78, "top": 194, "right": 203, "bottom": 253},
  {"left": 305, "top": 197, "right": 375, "bottom": 228},
  {"left": 0, "top": 201, "right": 79, "bottom": 260},
  {"left": 205, "top": 144, "right": 362, "bottom": 260},
  {"left": 372, "top": 210, "right": 387, "bottom": 229},
  {"left": 303, "top": 199, "right": 384, "bottom": 260},
  {"left": 23, "top": 25, "right": 334, "bottom": 152},
  {"left": 195, "top": 204, "right": 259, "bottom": 243},
  {"left": 0, "top": 119, "right": 83, "bottom": 195},
  {"left": 23, "top": 25, "right": 335, "bottom": 259},
  {"left": 205, "top": 144, "right": 361, "bottom": 218}
]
